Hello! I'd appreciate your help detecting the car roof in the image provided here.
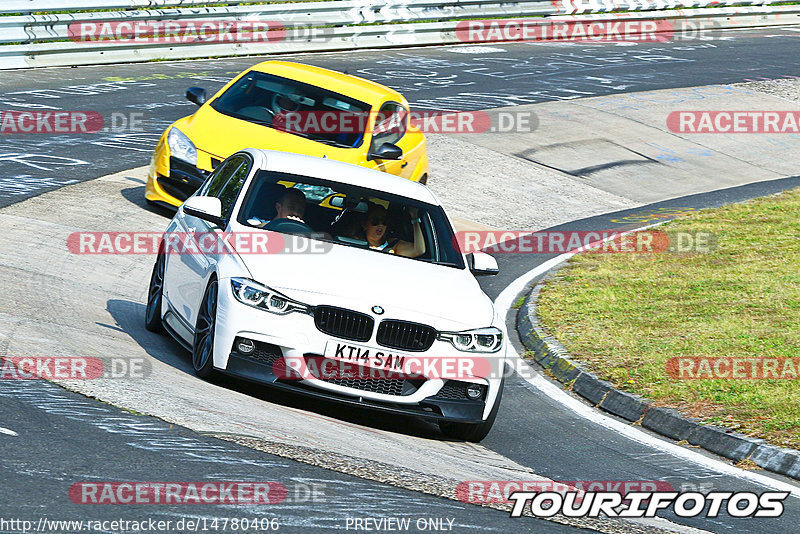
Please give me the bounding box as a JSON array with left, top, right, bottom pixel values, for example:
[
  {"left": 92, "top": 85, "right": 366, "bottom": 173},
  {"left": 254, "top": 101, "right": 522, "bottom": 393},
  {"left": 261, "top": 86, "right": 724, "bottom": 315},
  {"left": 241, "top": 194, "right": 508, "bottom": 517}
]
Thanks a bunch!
[
  {"left": 243, "top": 149, "right": 439, "bottom": 205},
  {"left": 249, "top": 60, "right": 405, "bottom": 106}
]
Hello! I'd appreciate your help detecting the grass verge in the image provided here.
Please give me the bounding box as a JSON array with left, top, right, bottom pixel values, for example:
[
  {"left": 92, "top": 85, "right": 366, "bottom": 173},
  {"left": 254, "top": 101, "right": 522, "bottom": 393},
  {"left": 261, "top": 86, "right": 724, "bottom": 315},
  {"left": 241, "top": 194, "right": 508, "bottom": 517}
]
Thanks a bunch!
[{"left": 536, "top": 189, "right": 800, "bottom": 449}]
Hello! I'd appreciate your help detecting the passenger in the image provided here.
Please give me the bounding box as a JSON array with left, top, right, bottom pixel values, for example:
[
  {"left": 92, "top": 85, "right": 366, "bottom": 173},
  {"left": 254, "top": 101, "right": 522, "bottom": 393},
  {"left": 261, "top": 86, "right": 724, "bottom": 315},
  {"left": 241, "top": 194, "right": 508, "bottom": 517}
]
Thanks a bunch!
[
  {"left": 274, "top": 188, "right": 306, "bottom": 223},
  {"left": 362, "top": 203, "right": 426, "bottom": 258}
]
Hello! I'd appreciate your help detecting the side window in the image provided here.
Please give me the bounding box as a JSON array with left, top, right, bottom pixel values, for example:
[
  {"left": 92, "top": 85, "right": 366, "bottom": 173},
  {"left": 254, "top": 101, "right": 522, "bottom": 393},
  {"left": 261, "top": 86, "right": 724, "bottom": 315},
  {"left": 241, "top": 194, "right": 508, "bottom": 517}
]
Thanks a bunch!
[
  {"left": 217, "top": 160, "right": 250, "bottom": 218},
  {"left": 203, "top": 156, "right": 244, "bottom": 198},
  {"left": 371, "top": 102, "right": 407, "bottom": 149}
]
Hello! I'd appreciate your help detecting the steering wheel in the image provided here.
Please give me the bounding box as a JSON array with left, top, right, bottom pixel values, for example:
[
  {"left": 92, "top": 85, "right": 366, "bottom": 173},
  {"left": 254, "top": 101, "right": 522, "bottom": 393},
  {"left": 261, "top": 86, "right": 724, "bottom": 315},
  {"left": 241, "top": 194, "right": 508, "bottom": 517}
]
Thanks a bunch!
[{"left": 264, "top": 218, "right": 314, "bottom": 235}]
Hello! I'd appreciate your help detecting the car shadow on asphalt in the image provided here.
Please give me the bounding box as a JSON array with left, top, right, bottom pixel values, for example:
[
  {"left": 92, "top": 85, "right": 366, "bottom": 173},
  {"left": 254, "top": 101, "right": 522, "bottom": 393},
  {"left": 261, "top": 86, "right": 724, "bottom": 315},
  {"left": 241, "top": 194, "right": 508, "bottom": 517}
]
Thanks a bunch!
[
  {"left": 106, "top": 298, "right": 450, "bottom": 441},
  {"left": 120, "top": 185, "right": 175, "bottom": 220}
]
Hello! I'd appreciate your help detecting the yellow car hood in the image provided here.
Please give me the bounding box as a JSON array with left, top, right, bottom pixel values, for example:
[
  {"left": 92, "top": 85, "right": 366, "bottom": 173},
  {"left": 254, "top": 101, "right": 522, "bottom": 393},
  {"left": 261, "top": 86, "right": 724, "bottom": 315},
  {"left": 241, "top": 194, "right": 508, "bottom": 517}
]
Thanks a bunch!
[{"left": 182, "top": 105, "right": 360, "bottom": 162}]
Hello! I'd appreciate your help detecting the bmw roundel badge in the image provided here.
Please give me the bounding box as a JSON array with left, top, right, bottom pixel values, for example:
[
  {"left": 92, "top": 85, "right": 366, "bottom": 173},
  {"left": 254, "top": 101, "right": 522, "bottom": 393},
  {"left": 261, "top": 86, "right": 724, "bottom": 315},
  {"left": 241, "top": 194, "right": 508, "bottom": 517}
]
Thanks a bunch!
[{"left": 372, "top": 305, "right": 384, "bottom": 315}]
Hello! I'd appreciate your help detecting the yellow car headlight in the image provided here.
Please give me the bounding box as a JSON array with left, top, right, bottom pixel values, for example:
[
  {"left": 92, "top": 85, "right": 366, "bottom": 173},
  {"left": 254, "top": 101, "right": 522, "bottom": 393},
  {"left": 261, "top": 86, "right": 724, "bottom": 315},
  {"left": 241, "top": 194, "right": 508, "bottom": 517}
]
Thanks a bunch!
[{"left": 168, "top": 127, "right": 197, "bottom": 166}]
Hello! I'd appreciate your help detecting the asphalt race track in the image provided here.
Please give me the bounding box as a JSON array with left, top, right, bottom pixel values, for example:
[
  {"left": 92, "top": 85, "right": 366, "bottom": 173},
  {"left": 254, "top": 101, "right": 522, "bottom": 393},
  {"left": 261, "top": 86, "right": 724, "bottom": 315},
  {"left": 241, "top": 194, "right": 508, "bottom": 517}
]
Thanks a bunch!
[
  {"left": 1, "top": 28, "right": 799, "bottom": 206},
  {"left": 1, "top": 378, "right": 581, "bottom": 533},
  {"left": 2, "top": 28, "right": 800, "bottom": 533}
]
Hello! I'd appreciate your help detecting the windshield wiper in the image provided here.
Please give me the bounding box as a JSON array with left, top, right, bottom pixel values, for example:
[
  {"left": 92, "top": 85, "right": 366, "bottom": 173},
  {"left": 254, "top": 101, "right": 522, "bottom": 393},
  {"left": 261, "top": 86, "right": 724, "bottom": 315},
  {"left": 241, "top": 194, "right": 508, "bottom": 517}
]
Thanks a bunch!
[
  {"left": 312, "top": 138, "right": 350, "bottom": 148},
  {"left": 236, "top": 115, "right": 269, "bottom": 125},
  {"left": 216, "top": 108, "right": 271, "bottom": 125},
  {"left": 434, "top": 261, "right": 464, "bottom": 268}
]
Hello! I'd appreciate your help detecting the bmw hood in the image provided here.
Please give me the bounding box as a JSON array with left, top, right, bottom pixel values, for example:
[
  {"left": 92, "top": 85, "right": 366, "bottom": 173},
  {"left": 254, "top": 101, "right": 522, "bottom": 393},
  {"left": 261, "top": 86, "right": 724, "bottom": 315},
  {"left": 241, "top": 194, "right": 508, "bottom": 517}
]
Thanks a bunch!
[{"left": 237, "top": 238, "right": 496, "bottom": 331}]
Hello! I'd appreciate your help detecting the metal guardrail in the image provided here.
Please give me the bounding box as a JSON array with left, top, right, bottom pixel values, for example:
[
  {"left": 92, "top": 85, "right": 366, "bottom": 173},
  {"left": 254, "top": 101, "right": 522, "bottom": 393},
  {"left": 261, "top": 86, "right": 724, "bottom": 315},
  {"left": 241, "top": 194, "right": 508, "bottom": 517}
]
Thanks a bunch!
[
  {"left": 1, "top": 0, "right": 799, "bottom": 69},
  {"left": 0, "top": 0, "right": 555, "bottom": 45},
  {"left": 0, "top": 1, "right": 262, "bottom": 13}
]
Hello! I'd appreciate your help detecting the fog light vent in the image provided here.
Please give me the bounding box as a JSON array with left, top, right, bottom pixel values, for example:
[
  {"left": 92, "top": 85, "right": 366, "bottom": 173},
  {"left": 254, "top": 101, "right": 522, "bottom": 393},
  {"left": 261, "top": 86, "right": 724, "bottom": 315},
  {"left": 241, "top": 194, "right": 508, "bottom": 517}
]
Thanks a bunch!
[
  {"left": 237, "top": 338, "right": 255, "bottom": 354},
  {"left": 466, "top": 384, "right": 483, "bottom": 399}
]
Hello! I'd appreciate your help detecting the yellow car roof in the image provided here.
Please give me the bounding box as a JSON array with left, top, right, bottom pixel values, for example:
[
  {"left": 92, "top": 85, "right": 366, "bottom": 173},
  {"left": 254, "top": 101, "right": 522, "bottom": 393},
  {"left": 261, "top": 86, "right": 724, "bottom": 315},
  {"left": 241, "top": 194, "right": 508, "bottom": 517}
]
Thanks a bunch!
[{"left": 249, "top": 60, "right": 405, "bottom": 106}]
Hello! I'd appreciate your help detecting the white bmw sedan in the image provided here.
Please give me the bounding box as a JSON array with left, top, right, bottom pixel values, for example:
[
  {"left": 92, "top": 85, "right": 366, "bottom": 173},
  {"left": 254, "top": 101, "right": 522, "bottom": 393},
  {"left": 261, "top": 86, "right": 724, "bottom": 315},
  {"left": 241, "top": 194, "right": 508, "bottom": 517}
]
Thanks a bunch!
[{"left": 145, "top": 148, "right": 507, "bottom": 441}]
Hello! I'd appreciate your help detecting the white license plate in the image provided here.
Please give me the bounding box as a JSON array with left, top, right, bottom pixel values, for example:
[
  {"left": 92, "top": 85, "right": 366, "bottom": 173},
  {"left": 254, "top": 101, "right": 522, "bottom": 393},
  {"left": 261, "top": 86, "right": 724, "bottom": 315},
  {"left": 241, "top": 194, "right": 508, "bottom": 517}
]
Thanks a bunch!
[{"left": 323, "top": 340, "right": 411, "bottom": 373}]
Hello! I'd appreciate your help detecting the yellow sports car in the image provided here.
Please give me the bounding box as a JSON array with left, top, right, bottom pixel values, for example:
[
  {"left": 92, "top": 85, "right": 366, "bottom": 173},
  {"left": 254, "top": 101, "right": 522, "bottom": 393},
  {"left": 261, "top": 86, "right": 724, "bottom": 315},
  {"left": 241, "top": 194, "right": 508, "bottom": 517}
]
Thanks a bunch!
[{"left": 146, "top": 61, "right": 429, "bottom": 208}]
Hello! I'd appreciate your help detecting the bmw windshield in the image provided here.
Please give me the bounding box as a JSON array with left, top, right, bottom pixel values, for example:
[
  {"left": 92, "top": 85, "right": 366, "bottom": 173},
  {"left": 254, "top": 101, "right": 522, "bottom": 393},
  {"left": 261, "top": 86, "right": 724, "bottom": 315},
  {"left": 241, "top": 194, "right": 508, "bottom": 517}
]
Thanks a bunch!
[{"left": 237, "top": 170, "right": 465, "bottom": 270}]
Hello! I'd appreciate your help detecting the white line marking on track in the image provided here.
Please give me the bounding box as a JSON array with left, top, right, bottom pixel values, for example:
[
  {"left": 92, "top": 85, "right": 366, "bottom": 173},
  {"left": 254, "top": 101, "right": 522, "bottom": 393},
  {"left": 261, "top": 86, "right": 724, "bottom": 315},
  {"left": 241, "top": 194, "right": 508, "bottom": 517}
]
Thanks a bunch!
[
  {"left": 494, "top": 224, "right": 800, "bottom": 498},
  {"left": 0, "top": 426, "right": 18, "bottom": 436}
]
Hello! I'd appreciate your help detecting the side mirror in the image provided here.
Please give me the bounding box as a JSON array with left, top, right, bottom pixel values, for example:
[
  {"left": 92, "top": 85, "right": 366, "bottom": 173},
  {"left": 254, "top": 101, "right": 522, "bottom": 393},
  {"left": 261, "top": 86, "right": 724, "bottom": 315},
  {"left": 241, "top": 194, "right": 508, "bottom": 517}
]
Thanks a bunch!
[
  {"left": 186, "top": 87, "right": 207, "bottom": 106},
  {"left": 368, "top": 142, "right": 402, "bottom": 161},
  {"left": 183, "top": 196, "right": 224, "bottom": 227},
  {"left": 469, "top": 251, "right": 499, "bottom": 276}
]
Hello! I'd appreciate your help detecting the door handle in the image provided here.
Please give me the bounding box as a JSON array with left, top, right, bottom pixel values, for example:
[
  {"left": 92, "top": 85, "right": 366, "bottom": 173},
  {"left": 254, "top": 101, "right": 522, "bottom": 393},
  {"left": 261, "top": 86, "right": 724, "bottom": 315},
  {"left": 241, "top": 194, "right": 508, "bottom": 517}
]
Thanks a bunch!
[{"left": 400, "top": 161, "right": 408, "bottom": 168}]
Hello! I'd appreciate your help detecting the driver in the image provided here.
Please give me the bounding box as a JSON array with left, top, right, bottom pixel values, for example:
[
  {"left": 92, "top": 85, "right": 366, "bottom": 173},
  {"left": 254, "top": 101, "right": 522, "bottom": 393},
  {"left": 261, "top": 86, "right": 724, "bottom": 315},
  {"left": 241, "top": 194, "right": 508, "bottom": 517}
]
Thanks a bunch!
[
  {"left": 274, "top": 188, "right": 306, "bottom": 223},
  {"left": 361, "top": 203, "right": 425, "bottom": 258}
]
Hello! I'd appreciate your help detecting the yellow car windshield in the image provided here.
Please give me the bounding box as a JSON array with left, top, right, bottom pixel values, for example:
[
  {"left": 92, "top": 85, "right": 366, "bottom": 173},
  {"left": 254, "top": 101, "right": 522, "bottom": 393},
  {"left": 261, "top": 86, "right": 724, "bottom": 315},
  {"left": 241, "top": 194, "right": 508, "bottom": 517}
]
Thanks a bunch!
[{"left": 210, "top": 71, "right": 371, "bottom": 149}]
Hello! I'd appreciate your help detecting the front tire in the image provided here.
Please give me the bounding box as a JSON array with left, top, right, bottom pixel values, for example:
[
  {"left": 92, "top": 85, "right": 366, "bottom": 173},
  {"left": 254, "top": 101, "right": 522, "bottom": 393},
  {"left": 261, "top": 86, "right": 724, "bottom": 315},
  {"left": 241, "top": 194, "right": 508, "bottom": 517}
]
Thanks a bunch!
[
  {"left": 192, "top": 279, "right": 218, "bottom": 379},
  {"left": 438, "top": 380, "right": 503, "bottom": 442},
  {"left": 144, "top": 252, "right": 165, "bottom": 333}
]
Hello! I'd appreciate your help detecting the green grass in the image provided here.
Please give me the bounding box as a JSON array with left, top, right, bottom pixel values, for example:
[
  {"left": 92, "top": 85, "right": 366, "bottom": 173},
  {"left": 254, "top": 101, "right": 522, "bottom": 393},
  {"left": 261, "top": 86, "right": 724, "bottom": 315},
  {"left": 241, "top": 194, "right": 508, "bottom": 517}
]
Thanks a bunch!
[{"left": 536, "top": 189, "right": 800, "bottom": 449}]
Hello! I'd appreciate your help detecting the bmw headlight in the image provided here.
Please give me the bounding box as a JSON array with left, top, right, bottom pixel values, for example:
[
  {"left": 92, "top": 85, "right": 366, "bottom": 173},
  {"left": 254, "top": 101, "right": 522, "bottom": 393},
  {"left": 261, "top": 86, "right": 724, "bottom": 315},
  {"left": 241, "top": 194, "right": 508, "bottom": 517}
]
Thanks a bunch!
[
  {"left": 438, "top": 327, "right": 503, "bottom": 353},
  {"left": 230, "top": 278, "right": 309, "bottom": 315},
  {"left": 168, "top": 127, "right": 197, "bottom": 166}
]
